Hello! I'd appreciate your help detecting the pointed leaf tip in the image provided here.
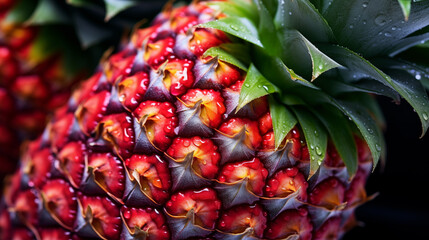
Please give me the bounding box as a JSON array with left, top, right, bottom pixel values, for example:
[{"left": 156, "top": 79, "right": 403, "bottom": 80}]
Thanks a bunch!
[
  {"left": 398, "top": 0, "right": 411, "bottom": 21},
  {"left": 237, "top": 64, "right": 279, "bottom": 111}
]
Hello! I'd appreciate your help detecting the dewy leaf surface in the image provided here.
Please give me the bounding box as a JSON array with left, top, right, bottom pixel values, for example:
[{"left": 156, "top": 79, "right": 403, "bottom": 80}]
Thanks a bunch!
[
  {"left": 203, "top": 46, "right": 248, "bottom": 71},
  {"left": 323, "top": 0, "right": 429, "bottom": 57},
  {"left": 311, "top": 105, "right": 358, "bottom": 177},
  {"left": 275, "top": 0, "right": 335, "bottom": 42},
  {"left": 292, "top": 106, "right": 327, "bottom": 177},
  {"left": 336, "top": 100, "right": 383, "bottom": 170},
  {"left": 237, "top": 64, "right": 280, "bottom": 111},
  {"left": 323, "top": 45, "right": 429, "bottom": 135},
  {"left": 269, "top": 97, "right": 297, "bottom": 150},
  {"left": 199, "top": 17, "right": 263, "bottom": 47}
]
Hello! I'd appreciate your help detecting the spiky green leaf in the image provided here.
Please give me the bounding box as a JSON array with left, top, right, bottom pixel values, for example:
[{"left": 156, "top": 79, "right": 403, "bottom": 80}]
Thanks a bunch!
[
  {"left": 199, "top": 17, "right": 262, "bottom": 47},
  {"left": 4, "top": 0, "right": 37, "bottom": 23},
  {"left": 27, "top": 0, "right": 70, "bottom": 24},
  {"left": 398, "top": 0, "right": 411, "bottom": 20},
  {"left": 237, "top": 64, "right": 280, "bottom": 111},
  {"left": 322, "top": 45, "right": 429, "bottom": 135},
  {"left": 203, "top": 46, "right": 248, "bottom": 71},
  {"left": 336, "top": 100, "right": 383, "bottom": 170},
  {"left": 269, "top": 97, "right": 297, "bottom": 150},
  {"left": 324, "top": 0, "right": 429, "bottom": 57},
  {"left": 387, "top": 32, "right": 429, "bottom": 56},
  {"left": 207, "top": 0, "right": 257, "bottom": 21},
  {"left": 292, "top": 106, "right": 328, "bottom": 177},
  {"left": 274, "top": 0, "right": 334, "bottom": 42},
  {"left": 72, "top": 11, "right": 113, "bottom": 48},
  {"left": 255, "top": 0, "right": 282, "bottom": 56},
  {"left": 311, "top": 105, "right": 358, "bottom": 177},
  {"left": 103, "top": 0, "right": 139, "bottom": 21},
  {"left": 278, "top": 30, "right": 340, "bottom": 80}
]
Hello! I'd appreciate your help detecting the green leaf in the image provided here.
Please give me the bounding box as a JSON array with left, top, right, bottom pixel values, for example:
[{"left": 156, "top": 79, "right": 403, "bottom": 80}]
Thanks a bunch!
[
  {"left": 198, "top": 17, "right": 263, "bottom": 47},
  {"left": 300, "top": 34, "right": 342, "bottom": 80},
  {"left": 316, "top": 77, "right": 400, "bottom": 101},
  {"left": 324, "top": 0, "right": 429, "bottom": 57},
  {"left": 72, "top": 11, "right": 114, "bottom": 48},
  {"left": 103, "top": 0, "right": 140, "bottom": 21},
  {"left": 207, "top": 0, "right": 257, "bottom": 21},
  {"left": 269, "top": 97, "right": 297, "bottom": 150},
  {"left": 274, "top": 0, "right": 335, "bottom": 42},
  {"left": 279, "top": 30, "right": 341, "bottom": 81},
  {"left": 27, "top": 0, "right": 70, "bottom": 25},
  {"left": 203, "top": 46, "right": 248, "bottom": 70},
  {"left": 324, "top": 45, "right": 429, "bottom": 135},
  {"left": 311, "top": 105, "right": 358, "bottom": 177},
  {"left": 336, "top": 100, "right": 383, "bottom": 170},
  {"left": 250, "top": 45, "right": 320, "bottom": 94},
  {"left": 67, "top": 0, "right": 101, "bottom": 8},
  {"left": 4, "top": 0, "right": 37, "bottom": 23},
  {"left": 237, "top": 64, "right": 280, "bottom": 111},
  {"left": 387, "top": 32, "right": 429, "bottom": 56},
  {"left": 255, "top": 0, "right": 282, "bottom": 56},
  {"left": 292, "top": 106, "right": 328, "bottom": 177},
  {"left": 398, "top": 0, "right": 411, "bottom": 20}
]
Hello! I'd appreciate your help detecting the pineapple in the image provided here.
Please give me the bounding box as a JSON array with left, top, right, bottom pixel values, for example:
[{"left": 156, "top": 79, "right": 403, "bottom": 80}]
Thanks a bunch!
[
  {"left": 0, "top": 0, "right": 168, "bottom": 183},
  {"left": 1, "top": 0, "right": 429, "bottom": 239}
]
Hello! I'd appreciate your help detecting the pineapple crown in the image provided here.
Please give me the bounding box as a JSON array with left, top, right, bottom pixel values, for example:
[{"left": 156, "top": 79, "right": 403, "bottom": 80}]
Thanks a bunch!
[{"left": 195, "top": 0, "right": 429, "bottom": 177}]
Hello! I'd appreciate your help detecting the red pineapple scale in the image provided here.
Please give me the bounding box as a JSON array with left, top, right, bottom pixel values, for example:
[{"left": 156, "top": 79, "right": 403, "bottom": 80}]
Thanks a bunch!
[{"left": 0, "top": 1, "right": 374, "bottom": 239}]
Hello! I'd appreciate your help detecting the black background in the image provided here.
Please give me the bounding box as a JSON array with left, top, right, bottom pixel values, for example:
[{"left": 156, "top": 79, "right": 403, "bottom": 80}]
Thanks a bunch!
[{"left": 343, "top": 97, "right": 429, "bottom": 239}]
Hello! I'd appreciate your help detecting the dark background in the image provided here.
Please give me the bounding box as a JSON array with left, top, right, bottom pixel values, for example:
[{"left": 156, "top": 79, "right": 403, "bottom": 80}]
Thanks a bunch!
[{"left": 343, "top": 97, "right": 429, "bottom": 239}]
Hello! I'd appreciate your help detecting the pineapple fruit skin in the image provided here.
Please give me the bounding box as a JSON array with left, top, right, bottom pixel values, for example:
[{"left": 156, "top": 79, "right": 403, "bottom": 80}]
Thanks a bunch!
[{"left": 0, "top": 1, "right": 375, "bottom": 239}]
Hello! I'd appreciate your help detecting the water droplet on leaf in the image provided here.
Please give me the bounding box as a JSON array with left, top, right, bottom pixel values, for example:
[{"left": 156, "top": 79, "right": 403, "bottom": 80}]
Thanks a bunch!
[{"left": 375, "top": 14, "right": 387, "bottom": 26}]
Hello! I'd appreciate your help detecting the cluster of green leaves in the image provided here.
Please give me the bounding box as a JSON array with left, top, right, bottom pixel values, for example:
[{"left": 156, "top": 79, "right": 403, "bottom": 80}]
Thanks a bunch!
[
  {"left": 201, "top": 0, "right": 429, "bottom": 177},
  {"left": 5, "top": 0, "right": 168, "bottom": 48}
]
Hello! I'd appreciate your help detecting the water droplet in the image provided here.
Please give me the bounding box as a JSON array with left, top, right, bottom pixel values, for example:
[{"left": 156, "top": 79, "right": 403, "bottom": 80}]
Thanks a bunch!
[
  {"left": 423, "top": 112, "right": 429, "bottom": 121},
  {"left": 288, "top": 11, "right": 292, "bottom": 15},
  {"left": 375, "top": 14, "right": 387, "bottom": 26},
  {"left": 415, "top": 74, "right": 421, "bottom": 80},
  {"left": 384, "top": 32, "right": 392, "bottom": 37},
  {"left": 391, "top": 26, "right": 397, "bottom": 31},
  {"left": 375, "top": 144, "right": 381, "bottom": 152},
  {"left": 362, "top": 20, "right": 367, "bottom": 25},
  {"left": 314, "top": 130, "right": 319, "bottom": 137},
  {"left": 244, "top": 83, "right": 250, "bottom": 88},
  {"left": 257, "top": 84, "right": 262, "bottom": 88},
  {"left": 310, "top": 145, "right": 315, "bottom": 150},
  {"left": 230, "top": 25, "right": 239, "bottom": 31},
  {"left": 263, "top": 85, "right": 270, "bottom": 92},
  {"left": 362, "top": 2, "right": 368, "bottom": 8},
  {"left": 349, "top": 24, "right": 354, "bottom": 29},
  {"left": 315, "top": 146, "right": 322, "bottom": 156},
  {"left": 367, "top": 128, "right": 374, "bottom": 134}
]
